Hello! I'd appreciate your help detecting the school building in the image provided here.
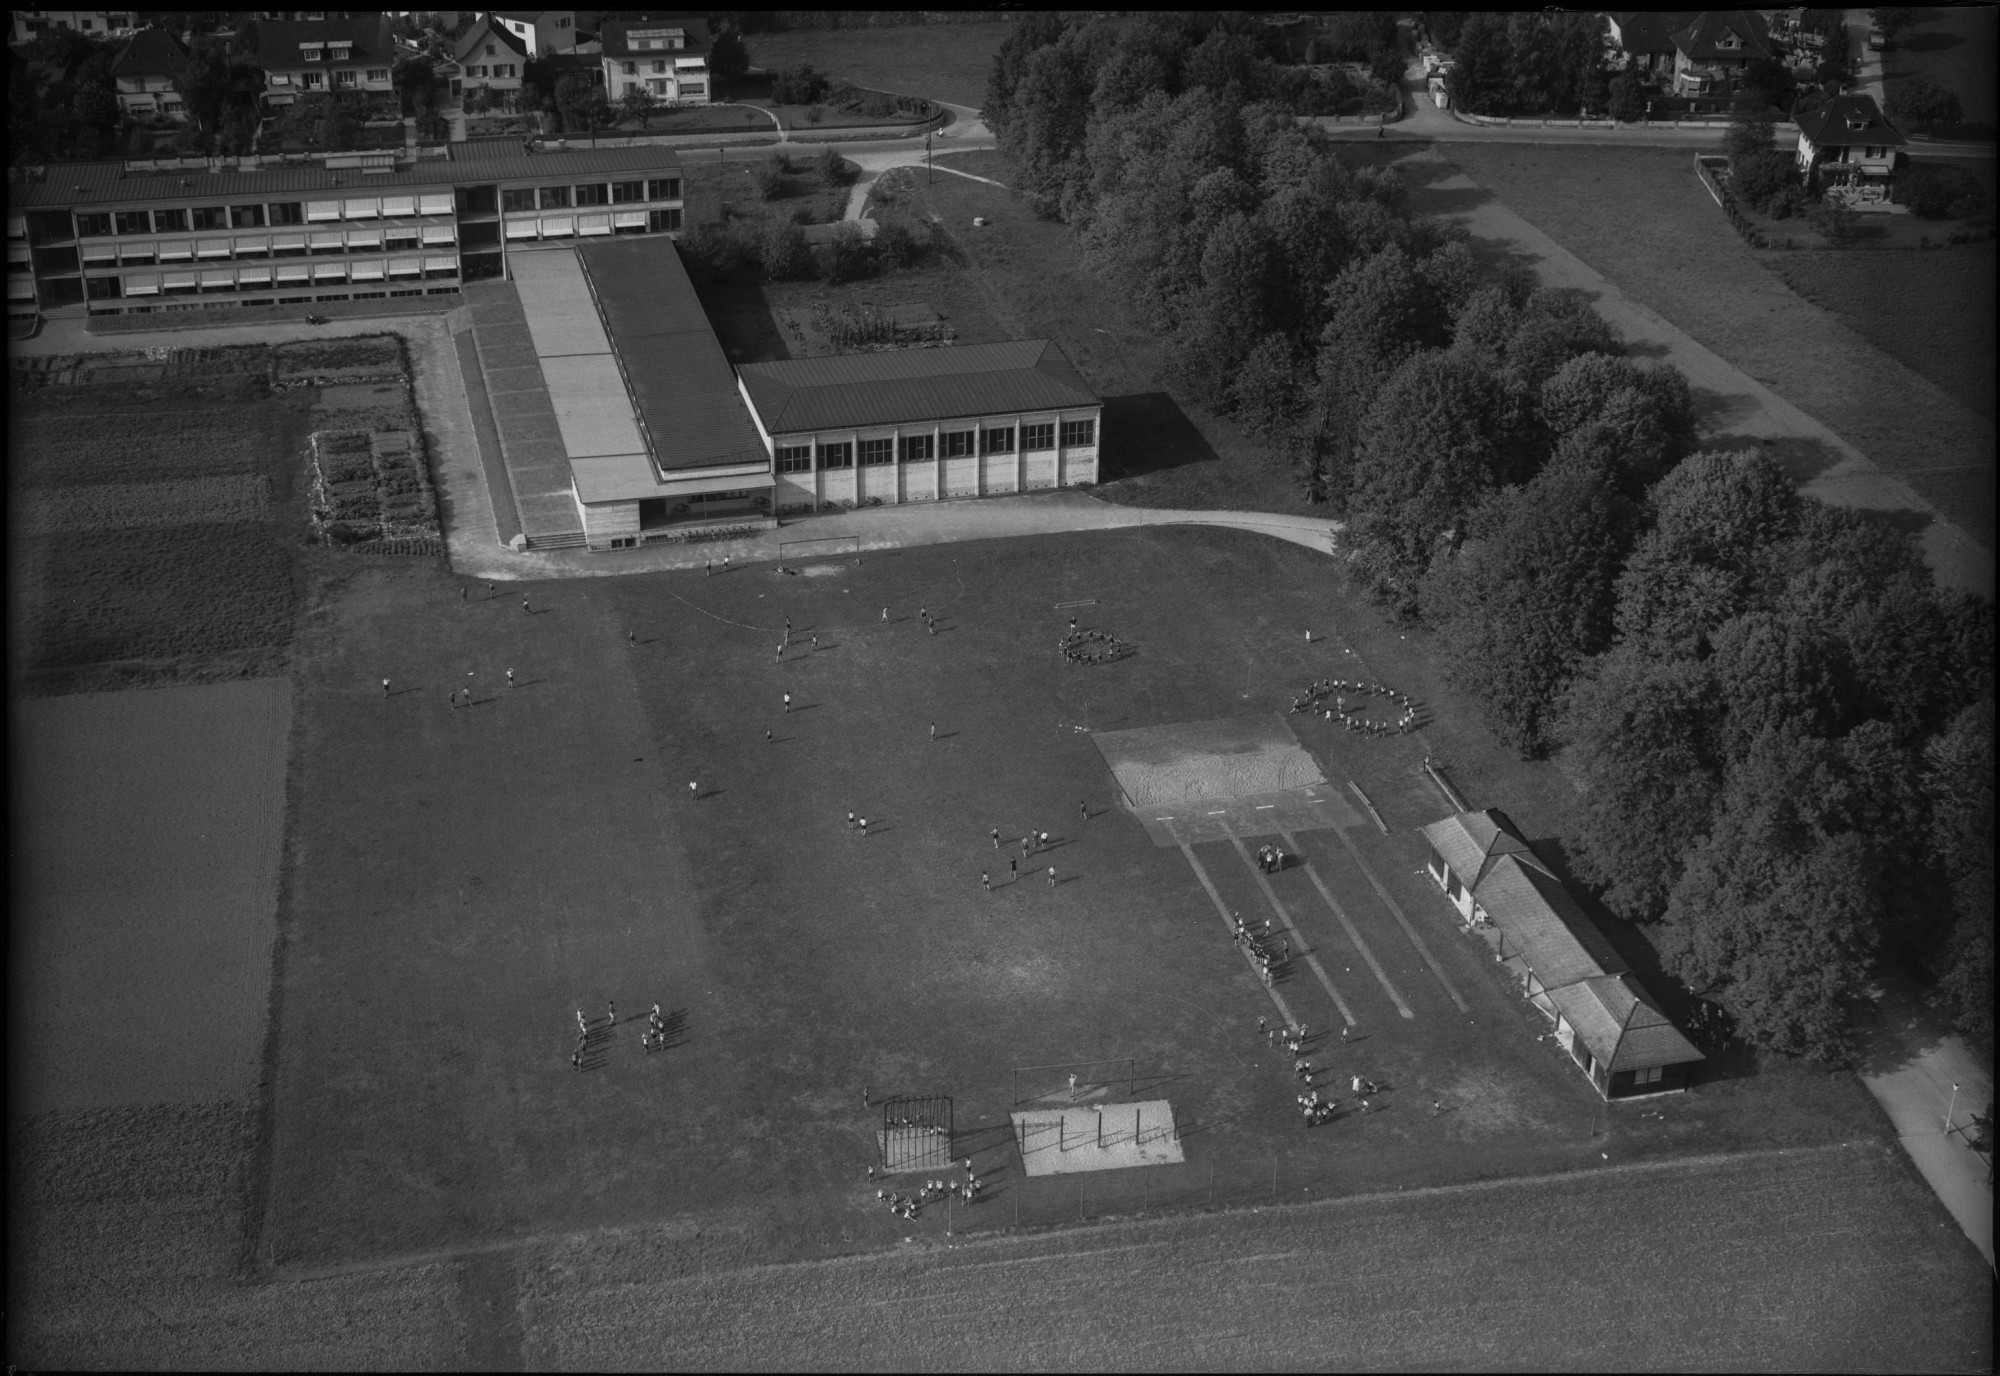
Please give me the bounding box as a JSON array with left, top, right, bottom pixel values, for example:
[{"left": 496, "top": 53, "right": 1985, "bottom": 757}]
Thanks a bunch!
[
  {"left": 475, "top": 232, "right": 1102, "bottom": 551},
  {"left": 1420, "top": 808, "right": 1705, "bottom": 1099},
  {"left": 6, "top": 143, "right": 685, "bottom": 321}
]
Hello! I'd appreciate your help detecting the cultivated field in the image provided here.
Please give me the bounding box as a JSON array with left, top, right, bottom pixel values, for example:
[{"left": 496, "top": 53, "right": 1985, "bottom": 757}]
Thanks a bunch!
[
  {"left": 744, "top": 20, "right": 1014, "bottom": 110},
  {"left": 260, "top": 527, "right": 1893, "bottom": 1286},
  {"left": 1432, "top": 143, "right": 1997, "bottom": 550},
  {"left": 8, "top": 335, "right": 440, "bottom": 693}
]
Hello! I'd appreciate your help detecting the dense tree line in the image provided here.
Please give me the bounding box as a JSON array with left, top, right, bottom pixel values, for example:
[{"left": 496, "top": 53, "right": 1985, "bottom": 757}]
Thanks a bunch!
[
  {"left": 9, "top": 28, "right": 128, "bottom": 163},
  {"left": 985, "top": 16, "right": 1995, "bottom": 1060}
]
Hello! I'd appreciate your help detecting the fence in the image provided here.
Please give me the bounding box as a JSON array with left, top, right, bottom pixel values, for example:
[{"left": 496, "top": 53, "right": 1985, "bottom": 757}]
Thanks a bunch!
[{"left": 1694, "top": 154, "right": 1772, "bottom": 249}]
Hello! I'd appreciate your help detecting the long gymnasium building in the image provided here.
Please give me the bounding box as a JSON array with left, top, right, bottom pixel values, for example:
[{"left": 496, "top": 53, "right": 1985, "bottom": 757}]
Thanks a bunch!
[{"left": 489, "top": 233, "right": 1102, "bottom": 550}]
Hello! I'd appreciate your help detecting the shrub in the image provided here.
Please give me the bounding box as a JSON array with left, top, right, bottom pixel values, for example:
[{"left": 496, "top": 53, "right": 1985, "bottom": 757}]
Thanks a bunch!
[
  {"left": 750, "top": 155, "right": 787, "bottom": 201},
  {"left": 1765, "top": 184, "right": 1810, "bottom": 220},
  {"left": 759, "top": 218, "right": 814, "bottom": 281},
  {"left": 815, "top": 146, "right": 849, "bottom": 188},
  {"left": 1898, "top": 164, "right": 1987, "bottom": 220},
  {"left": 821, "top": 221, "right": 875, "bottom": 283},
  {"left": 875, "top": 218, "right": 920, "bottom": 270},
  {"left": 772, "top": 62, "right": 829, "bottom": 106},
  {"left": 1809, "top": 198, "right": 1861, "bottom": 245},
  {"left": 1731, "top": 149, "right": 1796, "bottom": 212}
]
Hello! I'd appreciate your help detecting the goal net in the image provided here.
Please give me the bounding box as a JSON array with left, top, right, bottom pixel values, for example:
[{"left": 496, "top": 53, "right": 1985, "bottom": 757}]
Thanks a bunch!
[{"left": 778, "top": 534, "right": 861, "bottom": 562}]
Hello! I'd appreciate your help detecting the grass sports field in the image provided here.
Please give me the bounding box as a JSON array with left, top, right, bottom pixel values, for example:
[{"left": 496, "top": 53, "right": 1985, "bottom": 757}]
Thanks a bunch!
[
  {"left": 1432, "top": 143, "right": 1996, "bottom": 552},
  {"left": 262, "top": 525, "right": 1897, "bottom": 1278},
  {"left": 743, "top": 20, "right": 1013, "bottom": 110}
]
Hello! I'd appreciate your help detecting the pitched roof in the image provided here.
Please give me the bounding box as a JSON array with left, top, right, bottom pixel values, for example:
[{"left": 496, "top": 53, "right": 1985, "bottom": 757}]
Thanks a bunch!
[
  {"left": 112, "top": 27, "right": 191, "bottom": 80},
  {"left": 1477, "top": 853, "right": 1629, "bottom": 992},
  {"left": 1605, "top": 12, "right": 1699, "bottom": 56},
  {"left": 1419, "top": 809, "right": 1547, "bottom": 894},
  {"left": 258, "top": 15, "right": 395, "bottom": 70},
  {"left": 1548, "top": 975, "right": 1705, "bottom": 1073},
  {"left": 1794, "top": 93, "right": 1907, "bottom": 148},
  {"left": 1670, "top": 10, "right": 1774, "bottom": 62},
  {"left": 738, "top": 341, "right": 1100, "bottom": 435},
  {"left": 601, "top": 16, "right": 710, "bottom": 59},
  {"left": 7, "top": 144, "right": 681, "bottom": 208},
  {"left": 453, "top": 15, "right": 529, "bottom": 64},
  {"left": 579, "top": 235, "right": 768, "bottom": 478}
]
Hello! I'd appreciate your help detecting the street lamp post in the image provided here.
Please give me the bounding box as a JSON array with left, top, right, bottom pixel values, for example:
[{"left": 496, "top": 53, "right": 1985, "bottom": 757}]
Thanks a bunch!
[{"left": 1944, "top": 1081, "right": 1960, "bottom": 1136}]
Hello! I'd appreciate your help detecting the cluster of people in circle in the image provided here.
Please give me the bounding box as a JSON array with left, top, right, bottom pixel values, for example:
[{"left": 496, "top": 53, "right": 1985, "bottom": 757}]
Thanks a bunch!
[
  {"left": 1290, "top": 677, "right": 1421, "bottom": 737},
  {"left": 1060, "top": 619, "right": 1131, "bottom": 666}
]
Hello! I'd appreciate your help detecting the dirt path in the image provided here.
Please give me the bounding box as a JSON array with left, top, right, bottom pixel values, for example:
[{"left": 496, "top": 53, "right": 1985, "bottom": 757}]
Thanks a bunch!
[{"left": 1401, "top": 146, "right": 1992, "bottom": 596}]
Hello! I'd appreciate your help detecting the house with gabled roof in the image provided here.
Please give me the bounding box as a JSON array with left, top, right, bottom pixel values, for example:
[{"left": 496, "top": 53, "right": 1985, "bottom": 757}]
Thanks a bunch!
[
  {"left": 1420, "top": 808, "right": 1704, "bottom": 1098},
  {"left": 737, "top": 341, "right": 1102, "bottom": 515},
  {"left": 111, "top": 25, "right": 193, "bottom": 121},
  {"left": 1668, "top": 10, "right": 1775, "bottom": 96},
  {"left": 445, "top": 13, "right": 529, "bottom": 111},
  {"left": 260, "top": 14, "right": 397, "bottom": 107},
  {"left": 1794, "top": 92, "right": 1906, "bottom": 188},
  {"left": 1603, "top": 12, "right": 1697, "bottom": 77},
  {"left": 600, "top": 16, "right": 711, "bottom": 106},
  {"left": 1547, "top": 976, "right": 1705, "bottom": 1097}
]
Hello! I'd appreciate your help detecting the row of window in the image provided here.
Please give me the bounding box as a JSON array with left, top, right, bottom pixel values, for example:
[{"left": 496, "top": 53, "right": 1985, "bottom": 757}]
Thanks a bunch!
[
  {"left": 69, "top": 180, "right": 683, "bottom": 240},
  {"left": 104, "top": 256, "right": 461, "bottom": 298},
  {"left": 503, "top": 209, "right": 680, "bottom": 239},
  {"left": 774, "top": 420, "right": 1095, "bottom": 472},
  {"left": 500, "top": 178, "right": 680, "bottom": 212},
  {"left": 283, "top": 68, "right": 389, "bottom": 88},
  {"left": 462, "top": 63, "right": 518, "bottom": 79},
  {"left": 627, "top": 79, "right": 708, "bottom": 98},
  {"left": 81, "top": 225, "right": 457, "bottom": 266}
]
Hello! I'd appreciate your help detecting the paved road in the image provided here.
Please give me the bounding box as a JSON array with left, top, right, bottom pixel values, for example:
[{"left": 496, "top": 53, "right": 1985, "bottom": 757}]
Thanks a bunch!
[{"left": 1855, "top": 974, "right": 1995, "bottom": 1271}]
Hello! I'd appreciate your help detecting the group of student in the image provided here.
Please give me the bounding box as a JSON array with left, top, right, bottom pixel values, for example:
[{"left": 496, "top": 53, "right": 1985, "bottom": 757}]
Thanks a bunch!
[{"left": 1289, "top": 677, "right": 1421, "bottom": 737}]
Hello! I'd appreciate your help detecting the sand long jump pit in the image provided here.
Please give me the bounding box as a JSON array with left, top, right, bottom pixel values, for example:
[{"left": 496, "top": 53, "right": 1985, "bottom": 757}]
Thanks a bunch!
[{"left": 1093, "top": 715, "right": 1359, "bottom": 844}]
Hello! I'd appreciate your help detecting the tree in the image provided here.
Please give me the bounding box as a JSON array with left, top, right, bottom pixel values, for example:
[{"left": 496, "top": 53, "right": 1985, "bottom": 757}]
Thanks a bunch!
[
  {"left": 1657, "top": 727, "right": 1886, "bottom": 1062},
  {"left": 1443, "top": 12, "right": 1512, "bottom": 116},
  {"left": 1884, "top": 77, "right": 1963, "bottom": 133},
  {"left": 1924, "top": 701, "right": 1996, "bottom": 1042},
  {"left": 875, "top": 218, "right": 920, "bottom": 270},
  {"left": 751, "top": 153, "right": 787, "bottom": 200},
  {"left": 555, "top": 71, "right": 606, "bottom": 139},
  {"left": 1368, "top": 44, "right": 1403, "bottom": 89},
  {"left": 394, "top": 53, "right": 437, "bottom": 119},
  {"left": 1741, "top": 55, "right": 1794, "bottom": 114},
  {"left": 1560, "top": 648, "right": 1726, "bottom": 919},
  {"left": 758, "top": 217, "right": 813, "bottom": 281},
  {"left": 814, "top": 146, "right": 848, "bottom": 187},
  {"left": 1612, "top": 448, "right": 1800, "bottom": 660},
  {"left": 1348, "top": 350, "right": 1511, "bottom": 605},
  {"left": 1608, "top": 68, "right": 1640, "bottom": 122},
  {"left": 708, "top": 26, "right": 749, "bottom": 96},
  {"left": 174, "top": 45, "right": 237, "bottom": 135},
  {"left": 771, "top": 62, "right": 830, "bottom": 107},
  {"left": 1539, "top": 354, "right": 1696, "bottom": 495},
  {"left": 821, "top": 221, "right": 875, "bottom": 283},
  {"left": 985, "top": 11, "right": 1079, "bottom": 139},
  {"left": 618, "top": 85, "right": 657, "bottom": 131},
  {"left": 1809, "top": 196, "right": 1861, "bottom": 245},
  {"left": 1723, "top": 93, "right": 1776, "bottom": 162},
  {"left": 1422, "top": 459, "right": 1637, "bottom": 755}
]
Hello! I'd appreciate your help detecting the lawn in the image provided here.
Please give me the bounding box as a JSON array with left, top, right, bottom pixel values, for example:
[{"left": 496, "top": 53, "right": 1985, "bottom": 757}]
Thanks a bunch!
[
  {"left": 1434, "top": 142, "right": 1997, "bottom": 551},
  {"left": 259, "top": 526, "right": 1893, "bottom": 1281},
  {"left": 743, "top": 20, "right": 1016, "bottom": 110},
  {"left": 1882, "top": 6, "right": 1999, "bottom": 139}
]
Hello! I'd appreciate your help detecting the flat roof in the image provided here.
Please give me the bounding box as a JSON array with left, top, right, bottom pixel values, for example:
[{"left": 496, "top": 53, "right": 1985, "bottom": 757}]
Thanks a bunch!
[
  {"left": 736, "top": 340, "right": 1100, "bottom": 435},
  {"left": 504, "top": 248, "right": 651, "bottom": 494},
  {"left": 579, "top": 235, "right": 770, "bottom": 479},
  {"left": 8, "top": 146, "right": 682, "bottom": 210}
]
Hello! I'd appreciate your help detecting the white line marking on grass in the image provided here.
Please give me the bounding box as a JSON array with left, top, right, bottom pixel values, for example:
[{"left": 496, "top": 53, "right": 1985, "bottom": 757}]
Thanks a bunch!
[
  {"left": 1323, "top": 825, "right": 1471, "bottom": 1013},
  {"left": 1254, "top": 804, "right": 1276, "bottom": 810},
  {"left": 1224, "top": 823, "right": 1354, "bottom": 1026},
  {"left": 1282, "top": 828, "right": 1415, "bottom": 1021},
  {"left": 1206, "top": 810, "right": 1227, "bottom": 815},
  {"left": 1168, "top": 821, "right": 1296, "bottom": 1027}
]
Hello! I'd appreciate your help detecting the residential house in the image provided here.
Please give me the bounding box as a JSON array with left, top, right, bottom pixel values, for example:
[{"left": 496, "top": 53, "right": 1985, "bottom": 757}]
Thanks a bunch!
[
  {"left": 446, "top": 13, "right": 528, "bottom": 111},
  {"left": 1794, "top": 92, "right": 1906, "bottom": 188},
  {"left": 260, "top": 14, "right": 397, "bottom": 107},
  {"left": 11, "top": 10, "right": 135, "bottom": 43},
  {"left": 1602, "top": 12, "right": 1697, "bottom": 77},
  {"left": 490, "top": 10, "right": 583, "bottom": 56},
  {"left": 1667, "top": 10, "right": 1775, "bottom": 96},
  {"left": 111, "top": 26, "right": 192, "bottom": 121},
  {"left": 1420, "top": 809, "right": 1704, "bottom": 1098},
  {"left": 600, "top": 17, "right": 710, "bottom": 107}
]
